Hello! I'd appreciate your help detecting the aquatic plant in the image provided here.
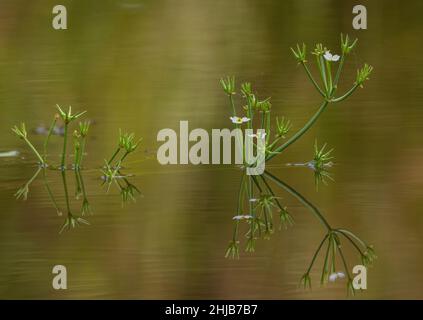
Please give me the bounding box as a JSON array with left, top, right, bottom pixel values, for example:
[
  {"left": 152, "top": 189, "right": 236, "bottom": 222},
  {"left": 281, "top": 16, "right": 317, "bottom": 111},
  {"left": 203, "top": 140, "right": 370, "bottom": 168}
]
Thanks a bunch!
[
  {"left": 15, "top": 166, "right": 42, "bottom": 200},
  {"left": 11, "top": 123, "right": 45, "bottom": 166},
  {"left": 73, "top": 120, "right": 90, "bottom": 170},
  {"left": 56, "top": 105, "right": 87, "bottom": 170},
  {"left": 107, "top": 130, "right": 142, "bottom": 168},
  {"left": 223, "top": 35, "right": 375, "bottom": 295}
]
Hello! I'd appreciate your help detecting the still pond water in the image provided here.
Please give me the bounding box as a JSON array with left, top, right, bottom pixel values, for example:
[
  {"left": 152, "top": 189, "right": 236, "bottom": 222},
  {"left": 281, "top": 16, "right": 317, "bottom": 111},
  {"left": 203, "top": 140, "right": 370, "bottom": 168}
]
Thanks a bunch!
[{"left": 0, "top": 0, "right": 422, "bottom": 299}]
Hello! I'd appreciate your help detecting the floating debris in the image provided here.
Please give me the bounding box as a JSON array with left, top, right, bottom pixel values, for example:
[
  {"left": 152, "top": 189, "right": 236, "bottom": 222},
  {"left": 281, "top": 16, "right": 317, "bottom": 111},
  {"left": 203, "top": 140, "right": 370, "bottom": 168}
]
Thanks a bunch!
[{"left": 0, "top": 150, "right": 20, "bottom": 158}]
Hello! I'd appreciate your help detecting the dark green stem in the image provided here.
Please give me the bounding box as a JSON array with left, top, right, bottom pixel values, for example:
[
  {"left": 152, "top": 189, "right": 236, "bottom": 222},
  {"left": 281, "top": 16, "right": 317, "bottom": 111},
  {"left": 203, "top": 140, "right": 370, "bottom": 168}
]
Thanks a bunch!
[
  {"left": 263, "top": 171, "right": 332, "bottom": 230},
  {"left": 301, "top": 62, "right": 325, "bottom": 97},
  {"left": 266, "top": 100, "right": 329, "bottom": 161},
  {"left": 108, "top": 147, "right": 121, "bottom": 165}
]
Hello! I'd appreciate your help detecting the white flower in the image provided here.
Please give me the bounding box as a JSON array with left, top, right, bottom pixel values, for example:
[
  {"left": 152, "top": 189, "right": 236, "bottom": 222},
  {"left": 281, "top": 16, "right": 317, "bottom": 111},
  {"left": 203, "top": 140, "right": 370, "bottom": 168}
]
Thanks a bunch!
[
  {"left": 328, "top": 271, "right": 346, "bottom": 282},
  {"left": 249, "top": 198, "right": 258, "bottom": 202},
  {"left": 230, "top": 116, "right": 250, "bottom": 124},
  {"left": 323, "top": 51, "right": 340, "bottom": 62},
  {"left": 232, "top": 215, "right": 253, "bottom": 220},
  {"left": 328, "top": 273, "right": 338, "bottom": 282}
]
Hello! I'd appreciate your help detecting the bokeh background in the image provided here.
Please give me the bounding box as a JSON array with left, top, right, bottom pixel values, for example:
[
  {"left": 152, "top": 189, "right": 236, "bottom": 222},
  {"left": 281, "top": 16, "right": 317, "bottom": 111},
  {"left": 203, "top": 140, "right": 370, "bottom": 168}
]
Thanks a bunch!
[{"left": 0, "top": 0, "right": 422, "bottom": 299}]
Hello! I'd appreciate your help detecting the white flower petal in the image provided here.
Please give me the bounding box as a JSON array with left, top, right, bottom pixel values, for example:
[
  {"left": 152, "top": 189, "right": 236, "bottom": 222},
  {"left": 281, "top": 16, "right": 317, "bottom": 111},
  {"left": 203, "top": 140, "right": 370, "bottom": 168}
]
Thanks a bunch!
[
  {"left": 324, "top": 51, "right": 332, "bottom": 61},
  {"left": 332, "top": 54, "right": 340, "bottom": 62},
  {"left": 230, "top": 116, "right": 242, "bottom": 124},
  {"left": 241, "top": 117, "right": 251, "bottom": 123},
  {"left": 328, "top": 273, "right": 338, "bottom": 282},
  {"left": 337, "top": 272, "right": 345, "bottom": 279}
]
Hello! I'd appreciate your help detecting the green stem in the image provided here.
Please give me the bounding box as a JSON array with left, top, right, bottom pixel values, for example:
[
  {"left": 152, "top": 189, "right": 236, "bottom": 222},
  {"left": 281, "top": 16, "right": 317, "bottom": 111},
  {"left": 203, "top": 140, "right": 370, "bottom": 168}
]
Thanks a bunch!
[
  {"left": 42, "top": 169, "right": 61, "bottom": 215},
  {"left": 336, "top": 230, "right": 365, "bottom": 256},
  {"left": 43, "top": 117, "right": 57, "bottom": 162},
  {"left": 307, "top": 233, "right": 329, "bottom": 274},
  {"left": 333, "top": 54, "right": 345, "bottom": 90},
  {"left": 259, "top": 175, "right": 284, "bottom": 212},
  {"left": 338, "top": 246, "right": 352, "bottom": 279},
  {"left": 335, "top": 228, "right": 367, "bottom": 249},
  {"left": 321, "top": 237, "right": 332, "bottom": 283},
  {"left": 78, "top": 138, "right": 86, "bottom": 167},
  {"left": 319, "top": 56, "right": 329, "bottom": 95},
  {"left": 263, "top": 171, "right": 332, "bottom": 231},
  {"left": 119, "top": 151, "right": 130, "bottom": 164},
  {"left": 61, "top": 123, "right": 69, "bottom": 169},
  {"left": 23, "top": 137, "right": 45, "bottom": 165},
  {"left": 229, "top": 95, "right": 237, "bottom": 117},
  {"left": 237, "top": 173, "right": 246, "bottom": 215},
  {"left": 77, "top": 170, "right": 88, "bottom": 201},
  {"left": 301, "top": 62, "right": 325, "bottom": 97},
  {"left": 108, "top": 147, "right": 121, "bottom": 165},
  {"left": 266, "top": 100, "right": 329, "bottom": 161},
  {"left": 61, "top": 170, "right": 71, "bottom": 214},
  {"left": 330, "top": 83, "right": 359, "bottom": 103},
  {"left": 325, "top": 60, "right": 333, "bottom": 93}
]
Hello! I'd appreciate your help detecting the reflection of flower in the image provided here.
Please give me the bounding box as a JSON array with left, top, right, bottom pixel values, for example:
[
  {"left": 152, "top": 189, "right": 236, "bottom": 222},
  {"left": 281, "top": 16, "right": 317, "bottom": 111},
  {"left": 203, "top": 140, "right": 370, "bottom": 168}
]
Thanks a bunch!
[
  {"left": 230, "top": 116, "right": 250, "bottom": 124},
  {"left": 232, "top": 215, "right": 252, "bottom": 221},
  {"left": 329, "top": 272, "right": 345, "bottom": 282},
  {"left": 323, "top": 51, "right": 340, "bottom": 62}
]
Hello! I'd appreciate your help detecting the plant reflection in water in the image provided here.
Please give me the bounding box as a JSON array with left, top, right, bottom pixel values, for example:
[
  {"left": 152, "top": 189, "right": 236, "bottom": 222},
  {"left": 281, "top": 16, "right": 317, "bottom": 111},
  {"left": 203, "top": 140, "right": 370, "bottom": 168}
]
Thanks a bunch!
[{"left": 14, "top": 166, "right": 141, "bottom": 233}]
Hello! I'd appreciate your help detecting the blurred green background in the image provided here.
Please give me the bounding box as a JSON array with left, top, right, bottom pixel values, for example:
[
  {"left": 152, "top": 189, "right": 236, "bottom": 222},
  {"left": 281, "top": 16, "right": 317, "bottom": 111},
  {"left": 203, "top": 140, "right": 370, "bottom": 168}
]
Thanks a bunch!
[{"left": 0, "top": 0, "right": 422, "bottom": 299}]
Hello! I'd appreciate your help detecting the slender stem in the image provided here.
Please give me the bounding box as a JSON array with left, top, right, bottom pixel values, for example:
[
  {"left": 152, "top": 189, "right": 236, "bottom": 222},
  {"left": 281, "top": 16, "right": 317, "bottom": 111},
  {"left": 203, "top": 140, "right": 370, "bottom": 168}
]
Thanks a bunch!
[
  {"left": 266, "top": 100, "right": 329, "bottom": 161},
  {"left": 119, "top": 151, "right": 130, "bottom": 163},
  {"left": 23, "top": 137, "right": 45, "bottom": 165},
  {"left": 229, "top": 95, "right": 237, "bottom": 117},
  {"left": 307, "top": 233, "right": 329, "bottom": 274},
  {"left": 301, "top": 62, "right": 325, "bottom": 97},
  {"left": 325, "top": 60, "right": 333, "bottom": 93},
  {"left": 251, "top": 175, "right": 262, "bottom": 193},
  {"left": 259, "top": 175, "right": 284, "bottom": 211},
  {"left": 265, "top": 111, "right": 271, "bottom": 145},
  {"left": 237, "top": 173, "right": 246, "bottom": 215},
  {"left": 248, "top": 176, "right": 254, "bottom": 217},
  {"left": 232, "top": 220, "right": 239, "bottom": 241},
  {"left": 43, "top": 117, "right": 57, "bottom": 162},
  {"left": 78, "top": 138, "right": 86, "bottom": 167},
  {"left": 319, "top": 56, "right": 329, "bottom": 95},
  {"left": 42, "top": 169, "right": 61, "bottom": 215},
  {"left": 330, "top": 83, "right": 359, "bottom": 103},
  {"left": 263, "top": 171, "right": 332, "bottom": 230},
  {"left": 336, "top": 230, "right": 365, "bottom": 256},
  {"left": 333, "top": 54, "right": 345, "bottom": 90},
  {"left": 61, "top": 122, "right": 69, "bottom": 169},
  {"left": 61, "top": 170, "right": 71, "bottom": 214},
  {"left": 108, "top": 147, "right": 121, "bottom": 165},
  {"left": 26, "top": 167, "right": 42, "bottom": 186},
  {"left": 77, "top": 170, "right": 88, "bottom": 200},
  {"left": 321, "top": 237, "right": 332, "bottom": 283},
  {"left": 335, "top": 228, "right": 367, "bottom": 249},
  {"left": 338, "top": 246, "right": 352, "bottom": 279}
]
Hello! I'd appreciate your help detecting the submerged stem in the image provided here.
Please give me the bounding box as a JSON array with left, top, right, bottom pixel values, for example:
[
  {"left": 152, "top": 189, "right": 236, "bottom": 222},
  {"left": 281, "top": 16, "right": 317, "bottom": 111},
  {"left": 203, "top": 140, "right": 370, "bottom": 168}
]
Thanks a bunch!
[{"left": 263, "top": 171, "right": 332, "bottom": 231}]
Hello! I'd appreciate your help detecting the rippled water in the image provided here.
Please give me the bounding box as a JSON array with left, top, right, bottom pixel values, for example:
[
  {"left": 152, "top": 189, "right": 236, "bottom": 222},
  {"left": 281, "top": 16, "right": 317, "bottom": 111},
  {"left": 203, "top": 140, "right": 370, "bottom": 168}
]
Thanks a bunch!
[{"left": 0, "top": 0, "right": 422, "bottom": 299}]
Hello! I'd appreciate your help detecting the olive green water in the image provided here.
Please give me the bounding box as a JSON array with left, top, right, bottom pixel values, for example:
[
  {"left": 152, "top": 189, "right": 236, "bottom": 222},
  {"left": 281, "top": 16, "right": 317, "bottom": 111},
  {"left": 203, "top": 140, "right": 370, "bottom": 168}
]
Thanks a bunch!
[{"left": 0, "top": 0, "right": 422, "bottom": 299}]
